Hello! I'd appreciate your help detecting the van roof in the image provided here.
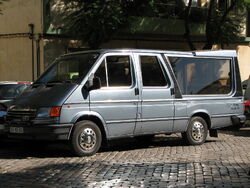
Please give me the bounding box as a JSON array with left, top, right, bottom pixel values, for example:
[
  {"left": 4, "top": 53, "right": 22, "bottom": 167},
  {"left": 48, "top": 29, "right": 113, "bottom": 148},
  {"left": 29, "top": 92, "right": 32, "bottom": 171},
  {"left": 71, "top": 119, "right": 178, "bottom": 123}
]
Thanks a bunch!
[{"left": 62, "top": 49, "right": 237, "bottom": 58}]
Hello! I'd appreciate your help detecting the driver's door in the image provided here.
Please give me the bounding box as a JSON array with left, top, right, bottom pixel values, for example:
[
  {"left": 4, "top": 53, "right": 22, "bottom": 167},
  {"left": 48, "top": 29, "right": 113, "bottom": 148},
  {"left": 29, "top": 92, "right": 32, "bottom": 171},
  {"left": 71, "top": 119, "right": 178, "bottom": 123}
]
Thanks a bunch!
[{"left": 89, "top": 53, "right": 139, "bottom": 138}]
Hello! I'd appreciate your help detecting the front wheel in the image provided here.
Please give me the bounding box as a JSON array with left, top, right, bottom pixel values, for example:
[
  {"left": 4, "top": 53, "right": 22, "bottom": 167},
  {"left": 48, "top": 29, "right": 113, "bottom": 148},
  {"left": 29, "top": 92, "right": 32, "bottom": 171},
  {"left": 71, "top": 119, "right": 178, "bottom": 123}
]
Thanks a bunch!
[
  {"left": 182, "top": 116, "right": 208, "bottom": 145},
  {"left": 71, "top": 120, "right": 102, "bottom": 157}
]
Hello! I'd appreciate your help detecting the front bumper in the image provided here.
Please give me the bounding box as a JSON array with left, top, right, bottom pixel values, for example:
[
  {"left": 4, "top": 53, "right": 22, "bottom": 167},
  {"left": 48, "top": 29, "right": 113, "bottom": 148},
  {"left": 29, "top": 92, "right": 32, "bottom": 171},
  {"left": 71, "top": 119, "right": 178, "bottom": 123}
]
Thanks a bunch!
[{"left": 4, "top": 123, "right": 74, "bottom": 140}]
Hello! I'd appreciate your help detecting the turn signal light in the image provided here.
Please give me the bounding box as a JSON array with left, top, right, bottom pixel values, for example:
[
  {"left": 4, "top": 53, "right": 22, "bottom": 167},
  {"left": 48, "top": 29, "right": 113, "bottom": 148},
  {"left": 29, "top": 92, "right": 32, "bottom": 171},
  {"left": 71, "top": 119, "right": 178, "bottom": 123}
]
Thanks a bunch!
[
  {"left": 50, "top": 106, "right": 61, "bottom": 117},
  {"left": 244, "top": 100, "right": 250, "bottom": 111}
]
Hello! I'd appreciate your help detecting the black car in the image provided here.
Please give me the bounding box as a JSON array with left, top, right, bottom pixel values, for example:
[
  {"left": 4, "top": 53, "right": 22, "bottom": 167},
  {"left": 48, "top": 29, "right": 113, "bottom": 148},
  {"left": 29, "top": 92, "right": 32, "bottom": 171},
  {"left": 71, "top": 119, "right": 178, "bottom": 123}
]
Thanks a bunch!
[{"left": 0, "top": 81, "right": 31, "bottom": 135}]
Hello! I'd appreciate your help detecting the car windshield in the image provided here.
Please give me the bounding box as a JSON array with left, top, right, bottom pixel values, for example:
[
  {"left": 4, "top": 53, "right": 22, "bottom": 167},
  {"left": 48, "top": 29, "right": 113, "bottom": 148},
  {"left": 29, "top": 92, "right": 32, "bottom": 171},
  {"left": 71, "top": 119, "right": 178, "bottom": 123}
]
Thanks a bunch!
[
  {"left": 0, "top": 84, "right": 27, "bottom": 100},
  {"left": 35, "top": 53, "right": 99, "bottom": 84}
]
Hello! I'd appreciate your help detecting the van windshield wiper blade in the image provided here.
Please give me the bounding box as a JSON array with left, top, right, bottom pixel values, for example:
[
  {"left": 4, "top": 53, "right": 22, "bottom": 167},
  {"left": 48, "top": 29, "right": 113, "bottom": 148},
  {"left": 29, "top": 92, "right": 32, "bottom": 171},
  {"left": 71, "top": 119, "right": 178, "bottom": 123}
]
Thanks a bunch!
[
  {"left": 46, "top": 80, "right": 74, "bottom": 84},
  {"left": 46, "top": 80, "right": 63, "bottom": 84},
  {"left": 33, "top": 82, "right": 46, "bottom": 85}
]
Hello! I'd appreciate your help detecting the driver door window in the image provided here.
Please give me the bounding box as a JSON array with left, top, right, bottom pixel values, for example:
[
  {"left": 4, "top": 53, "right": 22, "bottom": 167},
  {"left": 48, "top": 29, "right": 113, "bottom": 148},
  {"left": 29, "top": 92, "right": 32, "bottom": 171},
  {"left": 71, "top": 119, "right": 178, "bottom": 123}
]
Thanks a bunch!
[{"left": 95, "top": 56, "right": 132, "bottom": 87}]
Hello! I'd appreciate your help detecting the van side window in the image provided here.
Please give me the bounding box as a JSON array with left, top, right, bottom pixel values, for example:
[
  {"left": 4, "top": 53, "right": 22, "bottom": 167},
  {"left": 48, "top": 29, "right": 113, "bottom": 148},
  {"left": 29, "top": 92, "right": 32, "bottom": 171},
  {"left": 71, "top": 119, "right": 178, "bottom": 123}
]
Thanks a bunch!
[
  {"left": 95, "top": 56, "right": 132, "bottom": 87},
  {"left": 168, "top": 57, "right": 232, "bottom": 95},
  {"left": 140, "top": 56, "right": 167, "bottom": 87}
]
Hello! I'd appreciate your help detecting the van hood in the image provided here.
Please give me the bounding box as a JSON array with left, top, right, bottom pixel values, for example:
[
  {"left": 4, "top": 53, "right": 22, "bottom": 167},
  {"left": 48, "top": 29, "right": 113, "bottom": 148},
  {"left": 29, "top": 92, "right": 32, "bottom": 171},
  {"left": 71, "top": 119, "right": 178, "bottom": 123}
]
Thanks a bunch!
[{"left": 12, "top": 83, "right": 78, "bottom": 108}]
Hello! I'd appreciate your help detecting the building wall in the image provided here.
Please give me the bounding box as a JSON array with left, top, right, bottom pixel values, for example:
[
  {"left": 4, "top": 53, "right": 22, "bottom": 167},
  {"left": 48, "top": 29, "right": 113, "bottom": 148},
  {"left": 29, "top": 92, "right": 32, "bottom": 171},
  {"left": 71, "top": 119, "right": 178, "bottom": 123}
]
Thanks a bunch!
[
  {"left": 0, "top": 0, "right": 43, "bottom": 34},
  {"left": 0, "top": 37, "right": 33, "bottom": 81},
  {"left": 237, "top": 45, "right": 250, "bottom": 82},
  {"left": 0, "top": 0, "right": 43, "bottom": 81}
]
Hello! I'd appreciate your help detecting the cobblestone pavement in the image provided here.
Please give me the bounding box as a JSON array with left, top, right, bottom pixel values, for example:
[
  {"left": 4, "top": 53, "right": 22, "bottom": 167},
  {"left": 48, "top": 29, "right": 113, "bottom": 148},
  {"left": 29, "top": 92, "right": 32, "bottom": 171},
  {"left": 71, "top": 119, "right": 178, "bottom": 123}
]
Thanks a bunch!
[{"left": 0, "top": 127, "right": 250, "bottom": 188}]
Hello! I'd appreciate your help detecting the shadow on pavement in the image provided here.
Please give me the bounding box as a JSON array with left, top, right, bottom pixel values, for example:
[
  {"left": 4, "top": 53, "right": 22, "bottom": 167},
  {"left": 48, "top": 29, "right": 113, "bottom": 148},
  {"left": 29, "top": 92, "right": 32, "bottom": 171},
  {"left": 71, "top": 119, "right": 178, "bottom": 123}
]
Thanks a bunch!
[
  {"left": 0, "top": 160, "right": 249, "bottom": 188},
  {"left": 219, "top": 124, "right": 250, "bottom": 137},
  {"left": 0, "top": 135, "right": 218, "bottom": 159}
]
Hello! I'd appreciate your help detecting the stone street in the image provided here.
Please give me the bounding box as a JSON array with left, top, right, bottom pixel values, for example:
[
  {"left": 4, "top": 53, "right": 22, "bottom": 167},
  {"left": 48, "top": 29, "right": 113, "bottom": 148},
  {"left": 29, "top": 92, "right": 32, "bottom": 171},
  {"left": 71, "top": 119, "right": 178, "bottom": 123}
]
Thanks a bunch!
[{"left": 0, "top": 126, "right": 250, "bottom": 188}]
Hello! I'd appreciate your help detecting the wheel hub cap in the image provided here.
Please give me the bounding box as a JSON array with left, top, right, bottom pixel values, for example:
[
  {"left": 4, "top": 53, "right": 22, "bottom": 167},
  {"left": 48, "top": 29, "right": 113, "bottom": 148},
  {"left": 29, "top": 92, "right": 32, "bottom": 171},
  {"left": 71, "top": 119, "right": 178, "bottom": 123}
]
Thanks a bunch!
[
  {"left": 79, "top": 128, "right": 96, "bottom": 151},
  {"left": 191, "top": 121, "right": 204, "bottom": 141}
]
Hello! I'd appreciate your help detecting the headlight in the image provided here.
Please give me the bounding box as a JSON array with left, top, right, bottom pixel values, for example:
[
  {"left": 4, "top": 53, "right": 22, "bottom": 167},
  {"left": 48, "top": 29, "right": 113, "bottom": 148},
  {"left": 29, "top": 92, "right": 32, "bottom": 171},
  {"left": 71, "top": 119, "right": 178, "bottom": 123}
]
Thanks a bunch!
[{"left": 36, "top": 107, "right": 50, "bottom": 118}]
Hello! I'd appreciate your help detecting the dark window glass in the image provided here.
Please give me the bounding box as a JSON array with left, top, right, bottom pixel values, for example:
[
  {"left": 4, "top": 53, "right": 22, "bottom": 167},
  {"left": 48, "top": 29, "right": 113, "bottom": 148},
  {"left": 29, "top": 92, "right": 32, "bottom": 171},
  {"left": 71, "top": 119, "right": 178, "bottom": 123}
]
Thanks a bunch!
[
  {"left": 94, "top": 60, "right": 107, "bottom": 87},
  {"left": 169, "top": 57, "right": 232, "bottom": 95},
  {"left": 106, "top": 56, "right": 132, "bottom": 87},
  {"left": 140, "top": 56, "right": 167, "bottom": 87},
  {"left": 95, "top": 56, "right": 132, "bottom": 87},
  {"left": 0, "top": 85, "right": 28, "bottom": 100},
  {"left": 36, "top": 53, "right": 99, "bottom": 84}
]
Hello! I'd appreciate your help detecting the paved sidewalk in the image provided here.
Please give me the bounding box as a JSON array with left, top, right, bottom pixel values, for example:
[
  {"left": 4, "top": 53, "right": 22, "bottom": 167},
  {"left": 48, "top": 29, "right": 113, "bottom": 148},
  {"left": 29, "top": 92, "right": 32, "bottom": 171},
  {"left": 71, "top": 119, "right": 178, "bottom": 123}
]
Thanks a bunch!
[{"left": 0, "top": 128, "right": 250, "bottom": 187}]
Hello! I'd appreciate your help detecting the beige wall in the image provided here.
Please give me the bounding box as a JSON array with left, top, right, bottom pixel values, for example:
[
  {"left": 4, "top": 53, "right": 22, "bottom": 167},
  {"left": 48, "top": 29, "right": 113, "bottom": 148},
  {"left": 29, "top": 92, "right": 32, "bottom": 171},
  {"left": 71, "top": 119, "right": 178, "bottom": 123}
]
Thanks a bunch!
[
  {"left": 237, "top": 45, "right": 250, "bottom": 82},
  {"left": 0, "top": 0, "right": 43, "bottom": 34},
  {"left": 0, "top": 0, "right": 44, "bottom": 81},
  {"left": 0, "top": 37, "right": 33, "bottom": 81}
]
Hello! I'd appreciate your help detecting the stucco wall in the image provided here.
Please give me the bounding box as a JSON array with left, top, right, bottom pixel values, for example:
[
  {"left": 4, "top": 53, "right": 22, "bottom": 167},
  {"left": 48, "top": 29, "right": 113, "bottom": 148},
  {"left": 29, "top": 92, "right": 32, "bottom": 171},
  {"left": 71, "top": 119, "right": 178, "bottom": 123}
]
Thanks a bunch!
[
  {"left": 0, "top": 0, "right": 43, "bottom": 81},
  {"left": 0, "top": 37, "right": 33, "bottom": 81},
  {"left": 0, "top": 0, "right": 43, "bottom": 34},
  {"left": 237, "top": 45, "right": 250, "bottom": 82}
]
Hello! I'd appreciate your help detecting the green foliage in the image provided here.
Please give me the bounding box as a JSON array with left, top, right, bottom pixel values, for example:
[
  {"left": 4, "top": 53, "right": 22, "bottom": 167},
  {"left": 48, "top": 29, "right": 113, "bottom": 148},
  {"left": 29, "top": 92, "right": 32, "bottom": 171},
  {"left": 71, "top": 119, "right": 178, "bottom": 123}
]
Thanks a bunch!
[
  {"left": 62, "top": 0, "right": 125, "bottom": 49},
  {"left": 62, "top": 0, "right": 250, "bottom": 49},
  {"left": 203, "top": 0, "right": 249, "bottom": 49},
  {"left": 62, "top": 0, "right": 157, "bottom": 49},
  {"left": 62, "top": 0, "right": 161, "bottom": 49}
]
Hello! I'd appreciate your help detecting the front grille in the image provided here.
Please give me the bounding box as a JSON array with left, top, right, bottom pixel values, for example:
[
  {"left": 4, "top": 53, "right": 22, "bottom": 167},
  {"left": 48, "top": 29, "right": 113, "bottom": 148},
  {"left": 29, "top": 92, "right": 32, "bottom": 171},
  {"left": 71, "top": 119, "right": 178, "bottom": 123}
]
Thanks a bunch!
[{"left": 7, "top": 109, "right": 37, "bottom": 123}]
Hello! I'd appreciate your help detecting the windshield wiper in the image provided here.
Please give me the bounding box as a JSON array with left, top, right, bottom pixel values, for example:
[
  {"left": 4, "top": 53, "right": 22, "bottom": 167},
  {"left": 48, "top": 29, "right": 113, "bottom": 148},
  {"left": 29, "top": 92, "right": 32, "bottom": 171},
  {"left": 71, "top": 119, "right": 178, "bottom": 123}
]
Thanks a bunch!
[
  {"left": 46, "top": 80, "right": 63, "bottom": 84},
  {"left": 46, "top": 80, "right": 74, "bottom": 84}
]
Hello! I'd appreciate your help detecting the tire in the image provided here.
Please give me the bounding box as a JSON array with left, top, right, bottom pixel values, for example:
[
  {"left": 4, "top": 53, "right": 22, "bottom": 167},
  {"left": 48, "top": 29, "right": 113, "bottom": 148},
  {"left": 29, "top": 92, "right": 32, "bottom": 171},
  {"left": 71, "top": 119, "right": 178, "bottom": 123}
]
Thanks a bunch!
[
  {"left": 71, "top": 120, "right": 102, "bottom": 157},
  {"left": 182, "top": 116, "right": 208, "bottom": 145}
]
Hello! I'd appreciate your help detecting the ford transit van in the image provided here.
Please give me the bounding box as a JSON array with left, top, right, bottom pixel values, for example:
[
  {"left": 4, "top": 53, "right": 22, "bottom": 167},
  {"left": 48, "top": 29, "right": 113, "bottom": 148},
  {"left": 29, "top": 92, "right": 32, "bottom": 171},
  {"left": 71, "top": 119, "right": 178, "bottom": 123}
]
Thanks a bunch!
[{"left": 4, "top": 49, "right": 245, "bottom": 156}]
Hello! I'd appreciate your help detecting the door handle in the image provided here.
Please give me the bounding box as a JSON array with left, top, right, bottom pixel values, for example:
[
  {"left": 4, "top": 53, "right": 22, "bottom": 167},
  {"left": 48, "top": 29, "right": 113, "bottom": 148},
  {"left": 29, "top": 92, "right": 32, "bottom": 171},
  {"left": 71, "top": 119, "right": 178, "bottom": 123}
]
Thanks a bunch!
[{"left": 135, "top": 88, "right": 139, "bottom": 95}]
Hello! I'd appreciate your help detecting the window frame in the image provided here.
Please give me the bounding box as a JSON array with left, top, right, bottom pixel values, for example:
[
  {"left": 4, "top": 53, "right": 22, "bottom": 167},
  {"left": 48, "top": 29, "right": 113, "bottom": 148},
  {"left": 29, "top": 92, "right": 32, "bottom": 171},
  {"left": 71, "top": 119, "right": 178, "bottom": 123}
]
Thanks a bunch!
[
  {"left": 139, "top": 54, "right": 171, "bottom": 89},
  {"left": 92, "top": 53, "right": 136, "bottom": 89},
  {"left": 166, "top": 54, "right": 235, "bottom": 96}
]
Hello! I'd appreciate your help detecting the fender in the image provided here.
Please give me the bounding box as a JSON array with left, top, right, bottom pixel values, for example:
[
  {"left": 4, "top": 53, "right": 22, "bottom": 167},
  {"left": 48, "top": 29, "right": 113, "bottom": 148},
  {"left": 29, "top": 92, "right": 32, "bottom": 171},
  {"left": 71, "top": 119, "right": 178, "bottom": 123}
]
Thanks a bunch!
[
  {"left": 70, "top": 111, "right": 109, "bottom": 138},
  {"left": 185, "top": 109, "right": 212, "bottom": 131},
  {"left": 189, "top": 109, "right": 211, "bottom": 118}
]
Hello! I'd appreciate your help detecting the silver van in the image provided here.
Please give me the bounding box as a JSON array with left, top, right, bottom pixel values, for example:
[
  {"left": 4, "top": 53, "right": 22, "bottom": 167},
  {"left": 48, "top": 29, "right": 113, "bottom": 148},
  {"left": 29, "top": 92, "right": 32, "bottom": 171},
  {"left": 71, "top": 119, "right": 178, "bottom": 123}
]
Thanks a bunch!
[{"left": 4, "top": 49, "right": 245, "bottom": 156}]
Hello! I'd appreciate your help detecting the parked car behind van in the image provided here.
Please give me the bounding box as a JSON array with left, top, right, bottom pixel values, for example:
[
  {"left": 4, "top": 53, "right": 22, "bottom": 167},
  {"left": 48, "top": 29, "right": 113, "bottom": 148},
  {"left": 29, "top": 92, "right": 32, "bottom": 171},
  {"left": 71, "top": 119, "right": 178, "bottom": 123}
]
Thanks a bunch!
[
  {"left": 242, "top": 76, "right": 250, "bottom": 120},
  {"left": 4, "top": 49, "right": 245, "bottom": 156},
  {"left": 0, "top": 81, "right": 31, "bottom": 135}
]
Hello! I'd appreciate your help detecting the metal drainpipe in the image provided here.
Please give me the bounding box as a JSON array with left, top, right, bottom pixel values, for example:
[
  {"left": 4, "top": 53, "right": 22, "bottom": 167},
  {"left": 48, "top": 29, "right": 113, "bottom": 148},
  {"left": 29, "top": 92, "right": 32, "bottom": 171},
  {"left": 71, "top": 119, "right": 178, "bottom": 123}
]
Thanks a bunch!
[
  {"left": 36, "top": 35, "right": 41, "bottom": 78},
  {"left": 28, "top": 24, "right": 35, "bottom": 81}
]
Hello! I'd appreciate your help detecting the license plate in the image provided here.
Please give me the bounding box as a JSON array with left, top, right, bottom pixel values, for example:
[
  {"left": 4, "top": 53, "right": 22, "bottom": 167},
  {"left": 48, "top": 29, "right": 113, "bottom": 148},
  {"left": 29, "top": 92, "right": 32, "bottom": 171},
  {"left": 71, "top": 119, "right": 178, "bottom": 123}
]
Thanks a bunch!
[{"left": 10, "top": 127, "right": 24, "bottom": 134}]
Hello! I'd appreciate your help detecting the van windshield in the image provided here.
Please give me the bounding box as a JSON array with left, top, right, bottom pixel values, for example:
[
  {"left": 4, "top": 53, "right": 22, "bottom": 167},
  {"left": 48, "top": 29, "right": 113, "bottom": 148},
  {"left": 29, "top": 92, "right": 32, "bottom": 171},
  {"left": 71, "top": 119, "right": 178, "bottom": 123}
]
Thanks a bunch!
[{"left": 35, "top": 53, "right": 99, "bottom": 84}]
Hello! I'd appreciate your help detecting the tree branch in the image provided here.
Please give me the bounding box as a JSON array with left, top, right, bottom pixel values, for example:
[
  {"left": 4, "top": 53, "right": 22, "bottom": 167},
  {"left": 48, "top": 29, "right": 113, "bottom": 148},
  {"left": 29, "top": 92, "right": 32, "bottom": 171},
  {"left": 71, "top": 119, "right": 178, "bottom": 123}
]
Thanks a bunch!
[{"left": 184, "top": 0, "right": 196, "bottom": 51}]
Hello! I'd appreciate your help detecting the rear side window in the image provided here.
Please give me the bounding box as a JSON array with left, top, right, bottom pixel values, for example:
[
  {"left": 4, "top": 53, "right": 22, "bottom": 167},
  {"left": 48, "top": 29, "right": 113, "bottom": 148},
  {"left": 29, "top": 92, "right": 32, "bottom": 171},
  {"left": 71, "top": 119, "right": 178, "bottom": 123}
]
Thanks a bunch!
[
  {"left": 95, "top": 56, "right": 132, "bottom": 87},
  {"left": 140, "top": 56, "right": 167, "bottom": 87},
  {"left": 168, "top": 57, "right": 232, "bottom": 95}
]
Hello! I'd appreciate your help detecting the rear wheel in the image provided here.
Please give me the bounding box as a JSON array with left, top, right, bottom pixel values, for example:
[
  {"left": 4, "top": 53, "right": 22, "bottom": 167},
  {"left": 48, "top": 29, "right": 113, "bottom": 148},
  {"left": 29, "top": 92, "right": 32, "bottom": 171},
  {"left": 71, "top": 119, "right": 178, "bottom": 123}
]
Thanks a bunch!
[
  {"left": 71, "top": 120, "right": 102, "bottom": 156},
  {"left": 182, "top": 116, "right": 208, "bottom": 145}
]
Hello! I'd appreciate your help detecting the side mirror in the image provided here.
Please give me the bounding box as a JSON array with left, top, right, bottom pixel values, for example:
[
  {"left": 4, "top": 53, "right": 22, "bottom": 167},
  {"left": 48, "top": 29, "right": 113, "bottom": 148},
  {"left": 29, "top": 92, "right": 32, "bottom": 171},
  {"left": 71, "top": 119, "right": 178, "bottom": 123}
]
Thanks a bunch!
[{"left": 87, "top": 74, "right": 101, "bottom": 91}]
